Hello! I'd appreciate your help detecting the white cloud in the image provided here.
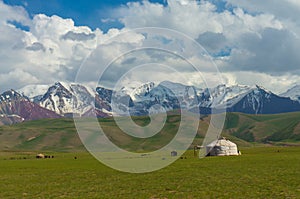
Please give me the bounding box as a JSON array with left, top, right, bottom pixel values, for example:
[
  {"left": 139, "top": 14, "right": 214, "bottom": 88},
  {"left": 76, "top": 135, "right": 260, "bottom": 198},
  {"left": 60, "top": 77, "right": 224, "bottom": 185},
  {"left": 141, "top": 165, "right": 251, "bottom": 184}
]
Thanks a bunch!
[
  {"left": 0, "top": 0, "right": 300, "bottom": 94},
  {"left": 118, "top": 0, "right": 226, "bottom": 38},
  {"left": 225, "top": 0, "right": 300, "bottom": 34},
  {"left": 0, "top": 5, "right": 123, "bottom": 91},
  {"left": 115, "top": 1, "right": 297, "bottom": 72},
  {"left": 0, "top": 1, "right": 30, "bottom": 25},
  {"left": 0, "top": 69, "right": 39, "bottom": 89},
  {"left": 117, "top": 1, "right": 283, "bottom": 39},
  {"left": 222, "top": 71, "right": 300, "bottom": 94}
]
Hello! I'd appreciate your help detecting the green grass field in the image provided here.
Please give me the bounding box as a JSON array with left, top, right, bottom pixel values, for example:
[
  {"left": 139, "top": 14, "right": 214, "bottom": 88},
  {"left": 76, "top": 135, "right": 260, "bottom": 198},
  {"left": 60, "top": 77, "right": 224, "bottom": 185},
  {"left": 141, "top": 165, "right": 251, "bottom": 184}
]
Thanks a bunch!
[
  {"left": 1, "top": 113, "right": 300, "bottom": 198},
  {"left": 0, "top": 147, "right": 299, "bottom": 198}
]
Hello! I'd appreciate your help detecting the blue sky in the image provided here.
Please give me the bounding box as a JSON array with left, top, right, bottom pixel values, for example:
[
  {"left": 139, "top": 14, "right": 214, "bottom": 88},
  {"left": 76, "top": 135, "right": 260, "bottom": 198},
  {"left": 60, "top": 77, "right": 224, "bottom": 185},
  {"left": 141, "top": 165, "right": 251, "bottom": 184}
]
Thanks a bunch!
[
  {"left": 3, "top": 0, "right": 167, "bottom": 31},
  {"left": 1, "top": 0, "right": 300, "bottom": 93}
]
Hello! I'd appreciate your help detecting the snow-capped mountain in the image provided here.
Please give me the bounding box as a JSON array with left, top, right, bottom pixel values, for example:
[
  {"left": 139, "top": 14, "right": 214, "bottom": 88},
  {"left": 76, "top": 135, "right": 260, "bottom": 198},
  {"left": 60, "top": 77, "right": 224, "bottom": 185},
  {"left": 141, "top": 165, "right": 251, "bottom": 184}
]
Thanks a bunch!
[
  {"left": 281, "top": 85, "right": 300, "bottom": 102},
  {"left": 160, "top": 80, "right": 203, "bottom": 96},
  {"left": 198, "top": 84, "right": 300, "bottom": 114},
  {"left": 159, "top": 81, "right": 200, "bottom": 109},
  {"left": 38, "top": 82, "right": 96, "bottom": 116},
  {"left": 119, "top": 82, "right": 155, "bottom": 102},
  {"left": 17, "top": 82, "right": 112, "bottom": 118},
  {"left": 0, "top": 89, "right": 25, "bottom": 103},
  {"left": 226, "top": 85, "right": 300, "bottom": 114},
  {"left": 199, "top": 84, "right": 252, "bottom": 108},
  {"left": 1, "top": 80, "right": 300, "bottom": 125},
  {"left": 95, "top": 86, "right": 133, "bottom": 116},
  {"left": 111, "top": 81, "right": 199, "bottom": 115},
  {"left": 18, "top": 84, "right": 50, "bottom": 102},
  {"left": 131, "top": 84, "right": 180, "bottom": 115},
  {"left": 0, "top": 90, "right": 61, "bottom": 123}
]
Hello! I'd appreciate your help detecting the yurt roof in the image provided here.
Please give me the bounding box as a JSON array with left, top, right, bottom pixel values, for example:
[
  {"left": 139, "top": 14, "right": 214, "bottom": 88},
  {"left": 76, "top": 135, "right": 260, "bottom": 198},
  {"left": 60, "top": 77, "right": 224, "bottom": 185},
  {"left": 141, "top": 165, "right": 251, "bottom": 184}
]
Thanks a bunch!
[{"left": 207, "top": 137, "right": 237, "bottom": 147}]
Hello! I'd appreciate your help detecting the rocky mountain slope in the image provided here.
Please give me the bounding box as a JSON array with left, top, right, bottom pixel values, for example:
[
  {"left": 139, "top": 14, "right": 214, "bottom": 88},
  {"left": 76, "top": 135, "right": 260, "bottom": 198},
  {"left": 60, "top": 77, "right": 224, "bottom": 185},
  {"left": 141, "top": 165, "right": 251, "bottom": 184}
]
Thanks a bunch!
[
  {"left": 0, "top": 81, "right": 299, "bottom": 125},
  {"left": 0, "top": 90, "right": 61, "bottom": 124}
]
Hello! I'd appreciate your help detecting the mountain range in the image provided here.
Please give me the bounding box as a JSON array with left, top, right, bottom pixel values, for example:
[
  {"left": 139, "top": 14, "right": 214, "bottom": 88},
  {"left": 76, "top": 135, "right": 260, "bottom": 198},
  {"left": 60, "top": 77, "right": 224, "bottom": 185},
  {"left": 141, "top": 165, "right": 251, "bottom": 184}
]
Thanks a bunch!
[{"left": 1, "top": 81, "right": 300, "bottom": 125}]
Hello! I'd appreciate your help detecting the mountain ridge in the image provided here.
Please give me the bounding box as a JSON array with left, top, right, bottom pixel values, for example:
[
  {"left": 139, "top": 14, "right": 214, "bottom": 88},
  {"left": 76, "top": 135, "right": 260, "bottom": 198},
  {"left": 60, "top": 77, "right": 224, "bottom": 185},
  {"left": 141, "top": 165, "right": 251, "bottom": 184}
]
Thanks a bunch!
[
  {"left": 0, "top": 81, "right": 299, "bottom": 125},
  {"left": 281, "top": 85, "right": 300, "bottom": 102}
]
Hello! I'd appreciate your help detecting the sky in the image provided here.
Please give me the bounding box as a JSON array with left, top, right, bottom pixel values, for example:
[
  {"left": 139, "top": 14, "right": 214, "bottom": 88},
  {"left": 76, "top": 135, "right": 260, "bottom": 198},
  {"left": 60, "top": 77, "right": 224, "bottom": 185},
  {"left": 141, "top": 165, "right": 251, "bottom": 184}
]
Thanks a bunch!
[{"left": 1, "top": 0, "right": 300, "bottom": 94}]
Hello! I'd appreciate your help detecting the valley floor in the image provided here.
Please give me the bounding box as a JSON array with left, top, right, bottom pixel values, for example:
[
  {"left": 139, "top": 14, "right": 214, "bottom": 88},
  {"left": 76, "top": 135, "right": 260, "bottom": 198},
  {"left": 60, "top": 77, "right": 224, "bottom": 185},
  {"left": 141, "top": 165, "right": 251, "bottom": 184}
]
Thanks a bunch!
[{"left": 0, "top": 146, "right": 299, "bottom": 198}]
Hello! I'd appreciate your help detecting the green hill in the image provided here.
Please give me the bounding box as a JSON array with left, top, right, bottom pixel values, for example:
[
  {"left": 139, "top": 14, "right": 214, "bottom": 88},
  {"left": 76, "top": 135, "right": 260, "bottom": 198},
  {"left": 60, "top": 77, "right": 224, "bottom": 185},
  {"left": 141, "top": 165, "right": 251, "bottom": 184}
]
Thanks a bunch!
[
  {"left": 223, "top": 112, "right": 300, "bottom": 144},
  {"left": 0, "top": 118, "right": 84, "bottom": 152},
  {"left": 0, "top": 112, "right": 300, "bottom": 152}
]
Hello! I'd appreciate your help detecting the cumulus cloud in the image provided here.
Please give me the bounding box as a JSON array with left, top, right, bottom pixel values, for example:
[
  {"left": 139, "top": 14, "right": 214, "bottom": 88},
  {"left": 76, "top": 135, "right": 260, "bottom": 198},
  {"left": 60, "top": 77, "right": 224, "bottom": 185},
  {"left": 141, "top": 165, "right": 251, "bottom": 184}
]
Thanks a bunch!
[
  {"left": 222, "top": 71, "right": 300, "bottom": 94},
  {"left": 117, "top": 0, "right": 227, "bottom": 38},
  {"left": 0, "top": 69, "right": 39, "bottom": 90},
  {"left": 110, "top": 0, "right": 300, "bottom": 92},
  {"left": 0, "top": 3, "right": 104, "bottom": 91},
  {"left": 0, "top": 0, "right": 300, "bottom": 94},
  {"left": 224, "top": 28, "right": 300, "bottom": 73},
  {"left": 0, "top": 1, "right": 31, "bottom": 25}
]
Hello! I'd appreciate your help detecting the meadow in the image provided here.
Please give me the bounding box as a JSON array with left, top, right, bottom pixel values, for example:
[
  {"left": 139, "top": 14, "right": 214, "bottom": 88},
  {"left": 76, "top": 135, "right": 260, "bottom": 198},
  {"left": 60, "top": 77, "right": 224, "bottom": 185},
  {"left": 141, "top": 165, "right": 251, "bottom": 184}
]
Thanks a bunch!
[
  {"left": 1, "top": 113, "right": 300, "bottom": 198},
  {"left": 0, "top": 147, "right": 299, "bottom": 198}
]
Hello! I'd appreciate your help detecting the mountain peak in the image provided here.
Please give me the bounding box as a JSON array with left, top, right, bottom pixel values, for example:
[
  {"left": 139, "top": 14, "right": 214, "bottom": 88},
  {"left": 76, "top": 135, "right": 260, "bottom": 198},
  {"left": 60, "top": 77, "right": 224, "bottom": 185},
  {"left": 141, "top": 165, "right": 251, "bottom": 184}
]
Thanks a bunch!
[
  {"left": 18, "top": 84, "right": 50, "bottom": 99},
  {"left": 253, "top": 85, "right": 272, "bottom": 94},
  {"left": 118, "top": 82, "right": 155, "bottom": 101},
  {"left": 53, "top": 81, "right": 70, "bottom": 89},
  {"left": 0, "top": 89, "right": 25, "bottom": 102},
  {"left": 2, "top": 81, "right": 300, "bottom": 121},
  {"left": 281, "top": 84, "right": 300, "bottom": 102}
]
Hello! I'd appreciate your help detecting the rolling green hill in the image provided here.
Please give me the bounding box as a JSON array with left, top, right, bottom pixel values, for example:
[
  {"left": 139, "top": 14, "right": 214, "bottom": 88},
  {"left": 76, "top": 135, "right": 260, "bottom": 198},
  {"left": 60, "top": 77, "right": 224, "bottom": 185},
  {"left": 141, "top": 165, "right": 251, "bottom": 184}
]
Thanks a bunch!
[
  {"left": 0, "top": 112, "right": 300, "bottom": 152},
  {"left": 223, "top": 112, "right": 300, "bottom": 144}
]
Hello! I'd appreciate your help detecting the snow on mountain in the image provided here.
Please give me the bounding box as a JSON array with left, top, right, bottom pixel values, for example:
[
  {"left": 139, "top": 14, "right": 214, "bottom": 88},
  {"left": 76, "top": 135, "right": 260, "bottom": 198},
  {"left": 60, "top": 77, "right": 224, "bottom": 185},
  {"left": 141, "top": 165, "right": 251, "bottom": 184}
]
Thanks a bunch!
[
  {"left": 0, "top": 90, "right": 61, "bottom": 123},
  {"left": 70, "top": 83, "right": 97, "bottom": 114},
  {"left": 160, "top": 81, "right": 202, "bottom": 96},
  {"left": 145, "top": 84, "right": 179, "bottom": 106},
  {"left": 227, "top": 85, "right": 300, "bottom": 114},
  {"left": 18, "top": 84, "right": 50, "bottom": 99},
  {"left": 199, "top": 84, "right": 253, "bottom": 108},
  {"left": 3, "top": 81, "right": 300, "bottom": 120},
  {"left": 124, "top": 84, "right": 179, "bottom": 115},
  {"left": 125, "top": 81, "right": 199, "bottom": 110},
  {"left": 281, "top": 85, "right": 300, "bottom": 102},
  {"left": 96, "top": 86, "right": 134, "bottom": 116},
  {"left": 233, "top": 85, "right": 272, "bottom": 114},
  {"left": 196, "top": 84, "right": 300, "bottom": 114},
  {"left": 126, "top": 82, "right": 197, "bottom": 115},
  {"left": 38, "top": 82, "right": 96, "bottom": 116},
  {"left": 17, "top": 82, "right": 115, "bottom": 117},
  {"left": 117, "top": 82, "right": 156, "bottom": 102},
  {"left": 100, "top": 81, "right": 300, "bottom": 115},
  {"left": 0, "top": 89, "right": 25, "bottom": 103}
]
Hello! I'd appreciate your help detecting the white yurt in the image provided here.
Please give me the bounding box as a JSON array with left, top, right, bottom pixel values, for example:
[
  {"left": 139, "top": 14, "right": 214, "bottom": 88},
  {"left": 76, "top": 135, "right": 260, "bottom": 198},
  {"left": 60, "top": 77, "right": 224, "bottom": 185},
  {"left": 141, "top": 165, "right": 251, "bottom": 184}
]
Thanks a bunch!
[
  {"left": 206, "top": 137, "right": 240, "bottom": 156},
  {"left": 36, "top": 153, "right": 45, "bottom": 159}
]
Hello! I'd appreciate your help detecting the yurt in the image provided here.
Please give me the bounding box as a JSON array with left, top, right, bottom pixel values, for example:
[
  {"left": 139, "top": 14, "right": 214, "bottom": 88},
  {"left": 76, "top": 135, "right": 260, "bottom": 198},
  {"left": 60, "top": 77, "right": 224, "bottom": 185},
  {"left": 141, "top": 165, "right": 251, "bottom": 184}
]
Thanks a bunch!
[
  {"left": 206, "top": 137, "right": 240, "bottom": 156},
  {"left": 36, "top": 153, "right": 45, "bottom": 159}
]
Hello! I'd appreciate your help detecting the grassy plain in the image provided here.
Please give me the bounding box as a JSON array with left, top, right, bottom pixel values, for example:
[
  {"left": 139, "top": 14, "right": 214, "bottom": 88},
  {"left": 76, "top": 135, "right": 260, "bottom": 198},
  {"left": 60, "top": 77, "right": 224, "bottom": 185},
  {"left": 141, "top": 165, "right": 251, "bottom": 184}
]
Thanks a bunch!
[
  {"left": 0, "top": 147, "right": 299, "bottom": 199},
  {"left": 1, "top": 113, "right": 300, "bottom": 198}
]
